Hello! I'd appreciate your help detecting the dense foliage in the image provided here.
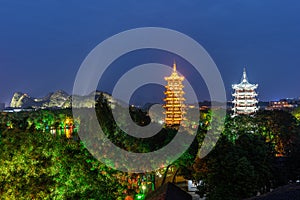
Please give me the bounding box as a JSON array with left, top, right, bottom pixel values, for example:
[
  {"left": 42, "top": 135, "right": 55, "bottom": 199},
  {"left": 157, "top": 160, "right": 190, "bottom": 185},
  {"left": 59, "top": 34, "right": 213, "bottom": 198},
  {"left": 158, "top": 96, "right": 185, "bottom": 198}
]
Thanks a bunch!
[
  {"left": 1, "top": 101, "right": 300, "bottom": 200},
  {"left": 193, "top": 110, "right": 300, "bottom": 200},
  {"left": 0, "top": 128, "right": 136, "bottom": 199}
]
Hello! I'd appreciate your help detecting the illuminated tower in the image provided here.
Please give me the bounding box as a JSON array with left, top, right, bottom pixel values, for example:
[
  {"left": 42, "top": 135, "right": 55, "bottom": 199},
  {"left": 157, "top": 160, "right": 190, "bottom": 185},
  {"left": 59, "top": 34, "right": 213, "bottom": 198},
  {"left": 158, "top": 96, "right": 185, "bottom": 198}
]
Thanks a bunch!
[
  {"left": 232, "top": 68, "right": 258, "bottom": 116},
  {"left": 164, "top": 62, "right": 186, "bottom": 126}
]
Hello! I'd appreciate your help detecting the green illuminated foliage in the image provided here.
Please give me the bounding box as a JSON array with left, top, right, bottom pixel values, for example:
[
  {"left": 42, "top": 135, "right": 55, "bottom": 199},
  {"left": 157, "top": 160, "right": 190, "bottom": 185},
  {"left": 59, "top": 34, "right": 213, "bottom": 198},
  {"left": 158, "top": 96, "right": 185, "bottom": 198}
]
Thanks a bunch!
[{"left": 0, "top": 128, "right": 133, "bottom": 199}]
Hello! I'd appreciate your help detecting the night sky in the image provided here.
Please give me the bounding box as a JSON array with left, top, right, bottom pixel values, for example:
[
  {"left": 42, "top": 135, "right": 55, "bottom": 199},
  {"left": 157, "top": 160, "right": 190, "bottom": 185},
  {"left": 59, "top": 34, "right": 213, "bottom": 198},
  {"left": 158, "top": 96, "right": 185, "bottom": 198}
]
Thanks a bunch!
[{"left": 1, "top": 0, "right": 300, "bottom": 105}]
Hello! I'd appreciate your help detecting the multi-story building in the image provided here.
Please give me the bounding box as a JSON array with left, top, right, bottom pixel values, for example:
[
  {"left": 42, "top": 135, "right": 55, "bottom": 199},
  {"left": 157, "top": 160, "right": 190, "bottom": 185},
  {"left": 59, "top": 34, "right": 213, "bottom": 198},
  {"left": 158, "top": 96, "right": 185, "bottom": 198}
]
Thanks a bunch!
[
  {"left": 232, "top": 68, "right": 258, "bottom": 116},
  {"left": 266, "top": 99, "right": 297, "bottom": 111},
  {"left": 164, "top": 62, "right": 186, "bottom": 126}
]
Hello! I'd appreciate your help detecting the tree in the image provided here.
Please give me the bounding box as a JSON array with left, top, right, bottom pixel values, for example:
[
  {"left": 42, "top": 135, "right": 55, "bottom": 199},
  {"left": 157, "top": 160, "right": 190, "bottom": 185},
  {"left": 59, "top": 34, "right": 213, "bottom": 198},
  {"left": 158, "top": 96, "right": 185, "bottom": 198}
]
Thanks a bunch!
[
  {"left": 194, "top": 133, "right": 274, "bottom": 200},
  {"left": 0, "top": 127, "right": 134, "bottom": 199},
  {"left": 194, "top": 111, "right": 277, "bottom": 200},
  {"left": 255, "top": 110, "right": 300, "bottom": 156}
]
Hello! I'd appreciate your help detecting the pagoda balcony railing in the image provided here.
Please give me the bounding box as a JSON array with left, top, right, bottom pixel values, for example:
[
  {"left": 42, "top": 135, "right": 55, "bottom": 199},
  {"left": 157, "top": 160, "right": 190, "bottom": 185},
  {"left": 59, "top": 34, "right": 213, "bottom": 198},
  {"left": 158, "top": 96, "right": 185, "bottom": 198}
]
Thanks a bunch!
[
  {"left": 165, "top": 84, "right": 184, "bottom": 87},
  {"left": 232, "top": 101, "right": 258, "bottom": 104},
  {"left": 234, "top": 89, "right": 255, "bottom": 92},
  {"left": 164, "top": 101, "right": 185, "bottom": 105},
  {"left": 164, "top": 104, "right": 183, "bottom": 107},
  {"left": 234, "top": 105, "right": 257, "bottom": 107},
  {"left": 233, "top": 100, "right": 258, "bottom": 103},
  {"left": 164, "top": 108, "right": 183, "bottom": 110},
  {"left": 164, "top": 101, "right": 185, "bottom": 104},
  {"left": 232, "top": 85, "right": 258, "bottom": 90},
  {"left": 233, "top": 98, "right": 258, "bottom": 101},
  {"left": 233, "top": 101, "right": 258, "bottom": 104},
  {"left": 165, "top": 110, "right": 185, "bottom": 114},
  {"left": 165, "top": 118, "right": 184, "bottom": 121},
  {"left": 165, "top": 111, "right": 184, "bottom": 114},
  {"left": 164, "top": 95, "right": 185, "bottom": 97},
  {"left": 164, "top": 93, "right": 185, "bottom": 97},
  {"left": 233, "top": 107, "right": 258, "bottom": 112},
  {"left": 232, "top": 95, "right": 258, "bottom": 98},
  {"left": 164, "top": 94, "right": 185, "bottom": 97},
  {"left": 164, "top": 102, "right": 185, "bottom": 105},
  {"left": 232, "top": 93, "right": 258, "bottom": 97},
  {"left": 165, "top": 77, "right": 184, "bottom": 81},
  {"left": 165, "top": 109, "right": 186, "bottom": 113},
  {"left": 164, "top": 98, "right": 185, "bottom": 101},
  {"left": 169, "top": 110, "right": 186, "bottom": 113},
  {"left": 233, "top": 105, "right": 258, "bottom": 108},
  {"left": 233, "top": 96, "right": 258, "bottom": 98},
  {"left": 234, "top": 107, "right": 259, "bottom": 110}
]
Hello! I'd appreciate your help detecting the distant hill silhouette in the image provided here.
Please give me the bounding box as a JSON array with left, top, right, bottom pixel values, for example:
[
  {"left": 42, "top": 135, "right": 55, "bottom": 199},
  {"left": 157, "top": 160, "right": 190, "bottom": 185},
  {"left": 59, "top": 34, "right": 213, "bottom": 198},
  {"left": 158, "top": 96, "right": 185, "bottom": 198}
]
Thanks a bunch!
[{"left": 9, "top": 90, "right": 115, "bottom": 109}]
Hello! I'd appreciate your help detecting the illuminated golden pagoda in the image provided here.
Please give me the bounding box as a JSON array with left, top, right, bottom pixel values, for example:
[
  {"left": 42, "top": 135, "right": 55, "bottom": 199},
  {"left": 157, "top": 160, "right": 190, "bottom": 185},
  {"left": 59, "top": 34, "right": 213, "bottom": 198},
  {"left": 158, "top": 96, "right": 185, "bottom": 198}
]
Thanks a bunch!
[{"left": 164, "top": 62, "right": 186, "bottom": 126}]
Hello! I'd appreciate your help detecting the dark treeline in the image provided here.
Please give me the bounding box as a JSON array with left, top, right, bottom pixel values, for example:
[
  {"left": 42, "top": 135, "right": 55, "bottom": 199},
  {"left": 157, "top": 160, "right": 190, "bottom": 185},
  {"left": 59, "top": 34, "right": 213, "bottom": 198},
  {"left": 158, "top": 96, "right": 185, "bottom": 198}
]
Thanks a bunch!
[{"left": 194, "top": 110, "right": 300, "bottom": 200}]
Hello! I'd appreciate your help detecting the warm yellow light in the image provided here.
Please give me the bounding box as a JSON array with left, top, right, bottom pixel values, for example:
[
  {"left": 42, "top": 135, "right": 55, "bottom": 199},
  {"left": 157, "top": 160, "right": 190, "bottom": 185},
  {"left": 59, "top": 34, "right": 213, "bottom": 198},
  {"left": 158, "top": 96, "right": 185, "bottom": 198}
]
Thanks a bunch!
[{"left": 163, "top": 62, "right": 185, "bottom": 126}]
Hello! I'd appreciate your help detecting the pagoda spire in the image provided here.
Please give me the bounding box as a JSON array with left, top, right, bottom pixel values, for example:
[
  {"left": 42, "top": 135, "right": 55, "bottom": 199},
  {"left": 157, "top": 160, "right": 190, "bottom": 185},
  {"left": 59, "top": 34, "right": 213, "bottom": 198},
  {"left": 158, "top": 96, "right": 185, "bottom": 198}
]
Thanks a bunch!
[
  {"left": 173, "top": 61, "right": 177, "bottom": 72},
  {"left": 242, "top": 67, "right": 248, "bottom": 82}
]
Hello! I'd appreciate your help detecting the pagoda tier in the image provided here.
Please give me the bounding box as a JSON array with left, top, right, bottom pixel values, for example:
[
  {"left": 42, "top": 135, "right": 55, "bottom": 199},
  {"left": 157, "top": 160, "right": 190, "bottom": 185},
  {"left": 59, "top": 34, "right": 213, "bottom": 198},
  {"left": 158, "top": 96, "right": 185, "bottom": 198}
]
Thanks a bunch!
[
  {"left": 232, "top": 68, "right": 259, "bottom": 116},
  {"left": 232, "top": 99, "right": 258, "bottom": 104},
  {"left": 232, "top": 92, "right": 258, "bottom": 97},
  {"left": 163, "top": 62, "right": 186, "bottom": 126}
]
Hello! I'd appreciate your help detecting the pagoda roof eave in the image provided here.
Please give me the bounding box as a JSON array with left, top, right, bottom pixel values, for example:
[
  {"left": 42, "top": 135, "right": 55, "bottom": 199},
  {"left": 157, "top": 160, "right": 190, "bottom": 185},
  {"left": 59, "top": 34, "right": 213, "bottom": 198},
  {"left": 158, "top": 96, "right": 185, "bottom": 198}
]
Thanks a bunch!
[{"left": 232, "top": 83, "right": 258, "bottom": 89}]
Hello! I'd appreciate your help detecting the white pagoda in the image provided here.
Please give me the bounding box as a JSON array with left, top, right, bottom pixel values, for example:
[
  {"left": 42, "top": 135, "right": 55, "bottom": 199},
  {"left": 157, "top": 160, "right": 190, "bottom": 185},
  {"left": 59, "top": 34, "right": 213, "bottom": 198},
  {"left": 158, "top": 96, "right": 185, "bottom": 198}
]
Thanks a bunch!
[
  {"left": 164, "top": 62, "right": 186, "bottom": 126},
  {"left": 232, "top": 68, "right": 258, "bottom": 116}
]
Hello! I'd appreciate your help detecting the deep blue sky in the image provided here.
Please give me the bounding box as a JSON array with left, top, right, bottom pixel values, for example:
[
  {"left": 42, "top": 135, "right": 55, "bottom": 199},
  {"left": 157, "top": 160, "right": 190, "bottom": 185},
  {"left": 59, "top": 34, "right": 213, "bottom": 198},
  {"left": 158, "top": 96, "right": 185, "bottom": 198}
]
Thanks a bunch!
[{"left": 1, "top": 0, "right": 300, "bottom": 105}]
